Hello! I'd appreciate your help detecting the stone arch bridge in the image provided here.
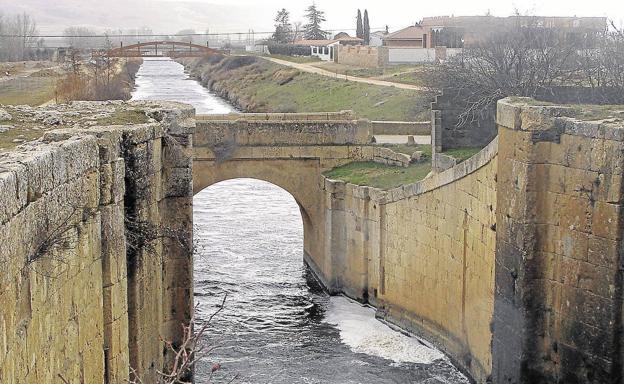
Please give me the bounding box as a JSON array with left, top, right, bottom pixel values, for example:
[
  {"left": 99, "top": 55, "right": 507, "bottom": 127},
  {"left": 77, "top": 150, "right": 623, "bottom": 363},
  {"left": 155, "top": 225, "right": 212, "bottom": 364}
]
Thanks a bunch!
[{"left": 2, "top": 101, "right": 624, "bottom": 384}]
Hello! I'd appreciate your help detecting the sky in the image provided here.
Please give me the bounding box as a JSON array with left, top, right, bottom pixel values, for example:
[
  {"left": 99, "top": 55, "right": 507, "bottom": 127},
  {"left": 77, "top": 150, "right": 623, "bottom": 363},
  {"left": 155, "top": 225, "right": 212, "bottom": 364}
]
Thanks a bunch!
[{"left": 2, "top": 0, "right": 623, "bottom": 35}]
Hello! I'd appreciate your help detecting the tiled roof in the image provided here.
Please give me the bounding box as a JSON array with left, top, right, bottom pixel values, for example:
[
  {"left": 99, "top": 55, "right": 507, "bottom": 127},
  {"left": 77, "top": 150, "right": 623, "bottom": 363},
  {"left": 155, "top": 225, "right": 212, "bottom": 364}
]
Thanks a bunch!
[
  {"left": 294, "top": 39, "right": 338, "bottom": 46},
  {"left": 384, "top": 25, "right": 426, "bottom": 40}
]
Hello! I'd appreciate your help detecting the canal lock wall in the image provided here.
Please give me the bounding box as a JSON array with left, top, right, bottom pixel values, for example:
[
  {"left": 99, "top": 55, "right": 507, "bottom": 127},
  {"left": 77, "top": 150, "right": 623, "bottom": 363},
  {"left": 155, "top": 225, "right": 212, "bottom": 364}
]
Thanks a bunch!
[
  {"left": 0, "top": 102, "right": 195, "bottom": 384},
  {"left": 322, "top": 98, "right": 624, "bottom": 383},
  {"left": 2, "top": 98, "right": 624, "bottom": 383}
]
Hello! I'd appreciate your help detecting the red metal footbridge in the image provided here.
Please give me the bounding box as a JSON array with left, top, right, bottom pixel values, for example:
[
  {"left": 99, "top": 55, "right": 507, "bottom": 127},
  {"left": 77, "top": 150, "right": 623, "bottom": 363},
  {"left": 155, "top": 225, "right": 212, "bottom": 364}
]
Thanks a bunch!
[{"left": 97, "top": 41, "right": 226, "bottom": 58}]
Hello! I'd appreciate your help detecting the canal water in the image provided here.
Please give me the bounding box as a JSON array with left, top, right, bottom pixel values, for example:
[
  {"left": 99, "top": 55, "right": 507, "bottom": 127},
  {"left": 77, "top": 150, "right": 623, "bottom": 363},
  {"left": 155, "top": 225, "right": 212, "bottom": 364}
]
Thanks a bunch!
[{"left": 131, "top": 58, "right": 469, "bottom": 384}]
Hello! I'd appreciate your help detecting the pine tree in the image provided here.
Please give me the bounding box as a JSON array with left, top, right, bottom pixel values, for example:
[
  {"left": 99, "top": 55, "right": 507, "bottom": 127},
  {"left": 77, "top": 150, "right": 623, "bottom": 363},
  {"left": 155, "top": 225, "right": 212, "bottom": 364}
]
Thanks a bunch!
[
  {"left": 363, "top": 10, "right": 370, "bottom": 45},
  {"left": 272, "top": 8, "right": 292, "bottom": 44},
  {"left": 303, "top": 4, "right": 327, "bottom": 40},
  {"left": 356, "top": 10, "right": 363, "bottom": 39}
]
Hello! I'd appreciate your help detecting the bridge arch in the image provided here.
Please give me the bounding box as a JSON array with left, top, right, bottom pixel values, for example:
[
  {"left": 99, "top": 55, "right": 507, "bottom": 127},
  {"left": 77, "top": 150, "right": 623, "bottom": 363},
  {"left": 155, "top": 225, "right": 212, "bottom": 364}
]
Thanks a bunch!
[{"left": 193, "top": 157, "right": 326, "bottom": 282}]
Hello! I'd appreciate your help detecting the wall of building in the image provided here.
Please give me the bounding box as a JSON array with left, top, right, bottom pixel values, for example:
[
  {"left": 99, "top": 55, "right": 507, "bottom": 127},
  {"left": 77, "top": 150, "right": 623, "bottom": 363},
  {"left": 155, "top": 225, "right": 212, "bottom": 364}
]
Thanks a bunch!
[
  {"left": 0, "top": 102, "right": 194, "bottom": 384},
  {"left": 323, "top": 138, "right": 499, "bottom": 382},
  {"left": 388, "top": 47, "right": 436, "bottom": 63},
  {"left": 337, "top": 45, "right": 383, "bottom": 68}
]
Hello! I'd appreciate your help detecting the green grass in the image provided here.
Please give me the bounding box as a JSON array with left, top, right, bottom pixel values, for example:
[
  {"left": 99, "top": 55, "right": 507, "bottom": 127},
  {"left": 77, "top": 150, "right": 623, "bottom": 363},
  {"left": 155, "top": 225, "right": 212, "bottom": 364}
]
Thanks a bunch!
[
  {"left": 268, "top": 54, "right": 322, "bottom": 63},
  {"left": 381, "top": 143, "right": 432, "bottom": 158},
  {"left": 442, "top": 147, "right": 482, "bottom": 162},
  {"left": 187, "top": 57, "right": 433, "bottom": 121},
  {"left": 323, "top": 161, "right": 431, "bottom": 190},
  {"left": 0, "top": 77, "right": 57, "bottom": 106}
]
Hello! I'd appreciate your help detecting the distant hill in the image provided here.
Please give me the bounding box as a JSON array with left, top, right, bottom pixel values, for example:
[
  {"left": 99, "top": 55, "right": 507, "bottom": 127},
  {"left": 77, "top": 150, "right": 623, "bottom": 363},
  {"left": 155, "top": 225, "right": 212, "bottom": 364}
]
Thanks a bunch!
[{"left": 3, "top": 0, "right": 273, "bottom": 35}]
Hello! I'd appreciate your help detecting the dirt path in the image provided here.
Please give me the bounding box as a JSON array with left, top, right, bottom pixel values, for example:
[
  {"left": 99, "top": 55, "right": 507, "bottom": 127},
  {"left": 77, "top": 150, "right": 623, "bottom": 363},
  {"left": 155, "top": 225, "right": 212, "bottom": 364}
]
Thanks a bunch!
[{"left": 262, "top": 57, "right": 427, "bottom": 91}]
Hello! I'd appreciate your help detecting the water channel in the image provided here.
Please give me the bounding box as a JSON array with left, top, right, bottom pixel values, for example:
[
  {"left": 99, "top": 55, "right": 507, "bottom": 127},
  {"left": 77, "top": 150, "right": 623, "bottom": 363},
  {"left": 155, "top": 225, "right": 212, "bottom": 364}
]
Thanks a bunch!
[{"left": 131, "top": 57, "right": 469, "bottom": 384}]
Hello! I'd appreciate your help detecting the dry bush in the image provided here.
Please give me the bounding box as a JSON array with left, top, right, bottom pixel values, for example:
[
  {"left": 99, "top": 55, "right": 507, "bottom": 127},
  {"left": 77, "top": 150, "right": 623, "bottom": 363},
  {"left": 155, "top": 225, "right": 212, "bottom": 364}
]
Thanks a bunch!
[
  {"left": 129, "top": 296, "right": 237, "bottom": 384},
  {"left": 426, "top": 18, "right": 624, "bottom": 128}
]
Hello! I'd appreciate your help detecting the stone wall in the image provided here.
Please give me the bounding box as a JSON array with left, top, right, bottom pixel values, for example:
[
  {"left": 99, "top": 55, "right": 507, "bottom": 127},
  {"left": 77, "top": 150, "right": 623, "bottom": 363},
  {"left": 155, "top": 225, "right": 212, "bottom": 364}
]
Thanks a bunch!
[
  {"left": 493, "top": 98, "right": 624, "bottom": 384},
  {"left": 370, "top": 120, "right": 430, "bottom": 136},
  {"left": 337, "top": 45, "right": 384, "bottom": 68},
  {"left": 193, "top": 114, "right": 379, "bottom": 292},
  {"left": 0, "top": 102, "right": 194, "bottom": 384},
  {"left": 323, "top": 138, "right": 499, "bottom": 382}
]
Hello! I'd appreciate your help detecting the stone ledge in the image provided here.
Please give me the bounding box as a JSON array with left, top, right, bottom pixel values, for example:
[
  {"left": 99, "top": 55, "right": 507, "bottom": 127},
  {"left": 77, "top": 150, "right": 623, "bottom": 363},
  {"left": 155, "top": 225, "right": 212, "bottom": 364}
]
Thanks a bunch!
[
  {"left": 323, "top": 136, "right": 498, "bottom": 204},
  {"left": 497, "top": 97, "right": 624, "bottom": 141}
]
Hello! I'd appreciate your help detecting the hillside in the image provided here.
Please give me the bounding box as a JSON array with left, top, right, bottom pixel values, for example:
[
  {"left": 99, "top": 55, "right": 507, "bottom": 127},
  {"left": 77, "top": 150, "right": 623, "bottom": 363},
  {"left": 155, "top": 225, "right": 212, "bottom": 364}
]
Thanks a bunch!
[{"left": 180, "top": 55, "right": 432, "bottom": 121}]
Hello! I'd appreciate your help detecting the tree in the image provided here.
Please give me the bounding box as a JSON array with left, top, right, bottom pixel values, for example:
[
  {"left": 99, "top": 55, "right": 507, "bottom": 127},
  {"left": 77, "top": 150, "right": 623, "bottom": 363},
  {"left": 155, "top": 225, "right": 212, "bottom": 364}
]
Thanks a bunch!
[
  {"left": 363, "top": 10, "right": 370, "bottom": 45},
  {"left": 425, "top": 18, "right": 588, "bottom": 127},
  {"left": 303, "top": 4, "right": 327, "bottom": 40},
  {"left": 356, "top": 10, "right": 363, "bottom": 39},
  {"left": 292, "top": 21, "right": 303, "bottom": 43},
  {"left": 64, "top": 26, "right": 99, "bottom": 50},
  {"left": 0, "top": 12, "right": 39, "bottom": 61},
  {"left": 272, "top": 8, "right": 292, "bottom": 44},
  {"left": 176, "top": 29, "right": 196, "bottom": 43}
]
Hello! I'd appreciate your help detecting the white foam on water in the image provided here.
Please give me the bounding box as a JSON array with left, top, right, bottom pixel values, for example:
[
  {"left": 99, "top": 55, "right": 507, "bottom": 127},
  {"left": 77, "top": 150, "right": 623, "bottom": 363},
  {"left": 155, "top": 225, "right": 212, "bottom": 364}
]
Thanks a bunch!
[{"left": 324, "top": 295, "right": 445, "bottom": 365}]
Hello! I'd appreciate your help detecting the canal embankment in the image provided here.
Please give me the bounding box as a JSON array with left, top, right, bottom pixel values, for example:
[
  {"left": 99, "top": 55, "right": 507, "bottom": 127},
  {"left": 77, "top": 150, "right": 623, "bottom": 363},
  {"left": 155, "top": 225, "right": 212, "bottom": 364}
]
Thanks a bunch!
[{"left": 178, "top": 55, "right": 432, "bottom": 121}]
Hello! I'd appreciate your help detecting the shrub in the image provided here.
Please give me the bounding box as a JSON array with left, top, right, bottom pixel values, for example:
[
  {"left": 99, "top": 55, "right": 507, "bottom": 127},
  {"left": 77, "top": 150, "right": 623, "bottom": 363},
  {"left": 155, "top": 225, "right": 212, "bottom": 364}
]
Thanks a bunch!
[{"left": 267, "top": 44, "right": 311, "bottom": 56}]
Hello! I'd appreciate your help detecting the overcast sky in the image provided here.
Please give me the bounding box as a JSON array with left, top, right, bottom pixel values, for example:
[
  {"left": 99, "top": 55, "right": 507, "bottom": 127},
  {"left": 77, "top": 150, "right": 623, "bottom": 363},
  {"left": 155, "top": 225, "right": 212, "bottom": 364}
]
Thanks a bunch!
[{"left": 3, "top": 0, "right": 623, "bottom": 34}]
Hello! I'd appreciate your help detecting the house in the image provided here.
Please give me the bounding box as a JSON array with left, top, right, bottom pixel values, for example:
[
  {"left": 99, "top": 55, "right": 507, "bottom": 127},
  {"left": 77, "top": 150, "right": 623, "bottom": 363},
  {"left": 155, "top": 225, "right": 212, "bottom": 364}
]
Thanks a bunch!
[
  {"left": 421, "top": 15, "right": 607, "bottom": 48},
  {"left": 369, "top": 31, "right": 388, "bottom": 47},
  {"left": 295, "top": 35, "right": 363, "bottom": 61},
  {"left": 382, "top": 25, "right": 429, "bottom": 48}
]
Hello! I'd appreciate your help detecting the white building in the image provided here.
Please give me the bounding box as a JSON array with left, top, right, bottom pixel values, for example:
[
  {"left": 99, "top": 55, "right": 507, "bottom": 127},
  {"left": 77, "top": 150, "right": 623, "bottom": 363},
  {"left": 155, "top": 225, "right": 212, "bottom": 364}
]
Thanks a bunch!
[
  {"left": 294, "top": 36, "right": 363, "bottom": 62},
  {"left": 369, "top": 31, "right": 388, "bottom": 47}
]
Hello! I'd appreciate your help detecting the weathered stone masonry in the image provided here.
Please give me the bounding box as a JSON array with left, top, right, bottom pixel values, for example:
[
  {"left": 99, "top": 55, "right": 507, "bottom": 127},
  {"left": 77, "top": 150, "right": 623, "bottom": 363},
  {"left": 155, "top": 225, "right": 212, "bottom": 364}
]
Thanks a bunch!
[
  {"left": 3, "top": 99, "right": 624, "bottom": 384},
  {"left": 0, "top": 102, "right": 194, "bottom": 384}
]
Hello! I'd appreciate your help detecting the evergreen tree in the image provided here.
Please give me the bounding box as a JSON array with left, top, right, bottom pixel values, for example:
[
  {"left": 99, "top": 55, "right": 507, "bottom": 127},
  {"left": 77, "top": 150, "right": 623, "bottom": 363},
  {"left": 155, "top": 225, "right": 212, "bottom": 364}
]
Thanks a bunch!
[
  {"left": 272, "top": 8, "right": 292, "bottom": 44},
  {"left": 356, "top": 10, "right": 363, "bottom": 39},
  {"left": 303, "top": 4, "right": 327, "bottom": 40},
  {"left": 363, "top": 10, "right": 370, "bottom": 45}
]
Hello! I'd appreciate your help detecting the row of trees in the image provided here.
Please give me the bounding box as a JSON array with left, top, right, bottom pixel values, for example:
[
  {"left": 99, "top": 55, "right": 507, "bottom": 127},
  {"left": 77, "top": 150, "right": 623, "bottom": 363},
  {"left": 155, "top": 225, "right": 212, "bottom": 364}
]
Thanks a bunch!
[
  {"left": 355, "top": 10, "right": 370, "bottom": 45},
  {"left": 271, "top": 4, "right": 327, "bottom": 44},
  {"left": 426, "top": 19, "right": 624, "bottom": 127},
  {"left": 0, "top": 12, "right": 43, "bottom": 61}
]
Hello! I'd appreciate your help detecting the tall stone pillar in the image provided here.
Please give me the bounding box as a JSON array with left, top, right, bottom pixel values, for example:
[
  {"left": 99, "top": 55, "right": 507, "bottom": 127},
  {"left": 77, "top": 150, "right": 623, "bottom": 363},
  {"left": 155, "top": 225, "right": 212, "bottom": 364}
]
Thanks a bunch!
[{"left": 493, "top": 98, "right": 624, "bottom": 383}]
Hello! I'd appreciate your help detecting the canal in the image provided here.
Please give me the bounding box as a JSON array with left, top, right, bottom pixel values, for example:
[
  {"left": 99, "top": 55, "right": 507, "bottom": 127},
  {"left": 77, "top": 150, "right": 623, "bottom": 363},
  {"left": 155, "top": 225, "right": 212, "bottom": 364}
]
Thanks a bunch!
[{"left": 131, "top": 57, "right": 469, "bottom": 384}]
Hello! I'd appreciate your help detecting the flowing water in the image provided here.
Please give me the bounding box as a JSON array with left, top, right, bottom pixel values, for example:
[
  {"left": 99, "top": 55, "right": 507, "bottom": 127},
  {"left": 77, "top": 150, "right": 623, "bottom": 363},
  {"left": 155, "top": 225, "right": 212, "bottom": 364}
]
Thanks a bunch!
[{"left": 132, "top": 58, "right": 469, "bottom": 384}]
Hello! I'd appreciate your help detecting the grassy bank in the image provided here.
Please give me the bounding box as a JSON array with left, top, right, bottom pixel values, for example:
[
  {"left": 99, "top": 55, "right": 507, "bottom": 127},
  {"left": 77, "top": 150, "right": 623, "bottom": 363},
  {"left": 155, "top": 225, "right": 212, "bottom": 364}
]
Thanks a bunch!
[
  {"left": 310, "top": 62, "right": 428, "bottom": 86},
  {"left": 181, "top": 55, "right": 432, "bottom": 121},
  {"left": 322, "top": 144, "right": 482, "bottom": 189},
  {"left": 0, "top": 77, "right": 58, "bottom": 106},
  {"left": 324, "top": 161, "right": 431, "bottom": 190}
]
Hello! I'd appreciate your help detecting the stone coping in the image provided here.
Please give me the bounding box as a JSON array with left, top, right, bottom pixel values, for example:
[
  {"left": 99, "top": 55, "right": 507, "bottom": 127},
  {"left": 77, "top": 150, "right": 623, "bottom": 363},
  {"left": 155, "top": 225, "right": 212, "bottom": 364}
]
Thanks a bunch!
[
  {"left": 323, "top": 136, "right": 498, "bottom": 204},
  {"left": 196, "top": 110, "right": 355, "bottom": 121},
  {"left": 498, "top": 97, "right": 624, "bottom": 141}
]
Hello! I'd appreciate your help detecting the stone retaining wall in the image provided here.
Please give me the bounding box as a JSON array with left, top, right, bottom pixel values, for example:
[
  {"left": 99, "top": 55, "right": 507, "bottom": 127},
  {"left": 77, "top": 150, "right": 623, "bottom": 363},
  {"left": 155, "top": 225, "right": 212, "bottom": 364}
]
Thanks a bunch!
[
  {"left": 323, "top": 138, "right": 499, "bottom": 382},
  {"left": 370, "top": 120, "right": 430, "bottom": 136},
  {"left": 0, "top": 102, "right": 194, "bottom": 384},
  {"left": 493, "top": 98, "right": 624, "bottom": 384}
]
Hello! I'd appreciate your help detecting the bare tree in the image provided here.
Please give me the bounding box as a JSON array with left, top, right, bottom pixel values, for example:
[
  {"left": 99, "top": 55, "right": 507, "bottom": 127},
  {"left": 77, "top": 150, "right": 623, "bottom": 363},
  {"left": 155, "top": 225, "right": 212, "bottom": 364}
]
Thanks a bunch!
[
  {"left": 425, "top": 16, "right": 611, "bottom": 127},
  {"left": 129, "top": 296, "right": 237, "bottom": 384},
  {"left": 0, "top": 12, "right": 39, "bottom": 61},
  {"left": 64, "top": 26, "right": 99, "bottom": 50},
  {"left": 176, "top": 29, "right": 197, "bottom": 44}
]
